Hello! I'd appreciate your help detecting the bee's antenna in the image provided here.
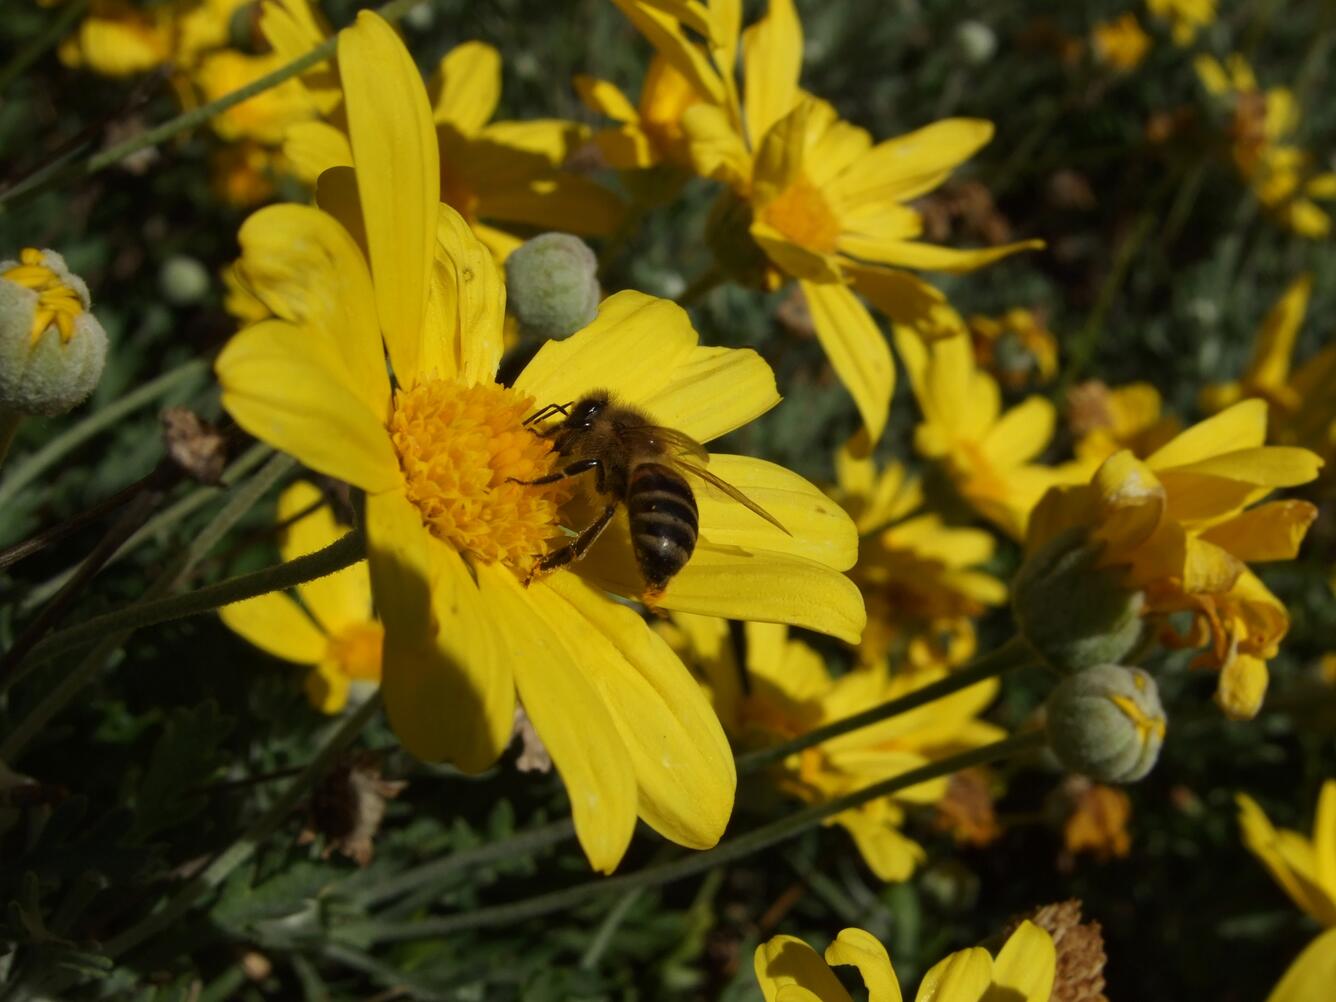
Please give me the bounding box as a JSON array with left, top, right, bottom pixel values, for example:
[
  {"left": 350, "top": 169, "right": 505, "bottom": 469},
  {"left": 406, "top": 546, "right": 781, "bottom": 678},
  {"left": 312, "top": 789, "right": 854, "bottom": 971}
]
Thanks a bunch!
[{"left": 523, "top": 401, "right": 573, "bottom": 426}]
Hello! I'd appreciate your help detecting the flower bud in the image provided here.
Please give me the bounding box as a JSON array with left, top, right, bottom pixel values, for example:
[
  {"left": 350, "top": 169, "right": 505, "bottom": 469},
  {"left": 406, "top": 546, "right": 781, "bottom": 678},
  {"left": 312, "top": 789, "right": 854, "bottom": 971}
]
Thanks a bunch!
[
  {"left": 954, "top": 21, "right": 997, "bottom": 66},
  {"left": 0, "top": 249, "right": 108, "bottom": 417},
  {"left": 504, "top": 233, "right": 601, "bottom": 340},
  {"left": 1012, "top": 527, "right": 1146, "bottom": 673},
  {"left": 160, "top": 254, "right": 211, "bottom": 306},
  {"left": 1045, "top": 664, "right": 1166, "bottom": 783}
]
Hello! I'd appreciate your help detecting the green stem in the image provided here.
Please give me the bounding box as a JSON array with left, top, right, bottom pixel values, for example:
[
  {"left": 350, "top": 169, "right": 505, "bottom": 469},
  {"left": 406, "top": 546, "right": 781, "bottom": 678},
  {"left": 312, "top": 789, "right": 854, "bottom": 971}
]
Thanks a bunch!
[
  {"left": 0, "top": 0, "right": 92, "bottom": 97},
  {"left": 734, "top": 635, "right": 1036, "bottom": 775},
  {"left": 0, "top": 0, "right": 426, "bottom": 212},
  {"left": 19, "top": 521, "right": 361, "bottom": 677},
  {"left": 0, "top": 408, "right": 22, "bottom": 471},
  {"left": 579, "top": 888, "right": 645, "bottom": 970},
  {"left": 343, "top": 731, "right": 1046, "bottom": 943},
  {"left": 0, "top": 453, "right": 294, "bottom": 761},
  {"left": 0, "top": 358, "right": 207, "bottom": 507}
]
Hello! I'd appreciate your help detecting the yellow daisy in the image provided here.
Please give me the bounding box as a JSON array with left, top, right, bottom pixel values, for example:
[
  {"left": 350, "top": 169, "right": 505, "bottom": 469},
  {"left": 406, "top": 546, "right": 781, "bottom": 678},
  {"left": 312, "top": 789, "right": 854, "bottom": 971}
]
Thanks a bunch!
[
  {"left": 220, "top": 481, "right": 381, "bottom": 714},
  {"left": 611, "top": 0, "right": 1041, "bottom": 442},
  {"left": 895, "top": 324, "right": 1093, "bottom": 540},
  {"left": 669, "top": 617, "right": 1001, "bottom": 881},
  {"left": 575, "top": 55, "right": 703, "bottom": 171},
  {"left": 1027, "top": 400, "right": 1323, "bottom": 718},
  {"left": 1147, "top": 0, "right": 1216, "bottom": 45},
  {"left": 265, "top": 0, "right": 623, "bottom": 260},
  {"left": 754, "top": 921, "right": 1056, "bottom": 1002},
  {"left": 216, "top": 11, "right": 863, "bottom": 873},
  {"left": 1237, "top": 780, "right": 1336, "bottom": 928},
  {"left": 1091, "top": 13, "right": 1152, "bottom": 73},
  {"left": 830, "top": 437, "right": 1007, "bottom": 670}
]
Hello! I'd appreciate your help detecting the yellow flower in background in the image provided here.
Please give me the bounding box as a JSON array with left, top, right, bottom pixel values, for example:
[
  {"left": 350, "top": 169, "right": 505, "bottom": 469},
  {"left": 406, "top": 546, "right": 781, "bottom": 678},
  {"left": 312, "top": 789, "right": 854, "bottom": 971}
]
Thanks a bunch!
[
  {"left": 1201, "top": 275, "right": 1336, "bottom": 465},
  {"left": 754, "top": 921, "right": 1055, "bottom": 1002},
  {"left": 268, "top": 2, "right": 623, "bottom": 260},
  {"left": 1067, "top": 380, "right": 1181, "bottom": 463},
  {"left": 611, "top": 0, "right": 1041, "bottom": 443},
  {"left": 210, "top": 140, "right": 283, "bottom": 208},
  {"left": 220, "top": 481, "right": 381, "bottom": 713},
  {"left": 1195, "top": 54, "right": 1336, "bottom": 238},
  {"left": 669, "top": 617, "right": 1002, "bottom": 881},
  {"left": 576, "top": 55, "right": 703, "bottom": 171},
  {"left": 1147, "top": 0, "right": 1216, "bottom": 45},
  {"left": 193, "top": 48, "right": 315, "bottom": 145},
  {"left": 967, "top": 307, "right": 1059, "bottom": 389},
  {"left": 830, "top": 437, "right": 1007, "bottom": 670},
  {"left": 1062, "top": 781, "right": 1133, "bottom": 862},
  {"left": 1091, "top": 13, "right": 1152, "bottom": 72},
  {"left": 895, "top": 324, "right": 1093, "bottom": 540},
  {"left": 58, "top": 0, "right": 175, "bottom": 77},
  {"left": 1238, "top": 780, "right": 1336, "bottom": 928},
  {"left": 216, "top": 12, "right": 863, "bottom": 873},
  {"left": 1028, "top": 400, "right": 1323, "bottom": 718}
]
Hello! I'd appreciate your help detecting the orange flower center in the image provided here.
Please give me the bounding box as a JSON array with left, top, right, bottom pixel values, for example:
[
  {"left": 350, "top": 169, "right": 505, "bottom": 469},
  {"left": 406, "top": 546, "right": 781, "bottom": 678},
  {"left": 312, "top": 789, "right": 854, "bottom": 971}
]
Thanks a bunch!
[
  {"left": 327, "top": 621, "right": 384, "bottom": 682},
  {"left": 760, "top": 176, "right": 841, "bottom": 253},
  {"left": 388, "top": 379, "right": 571, "bottom": 573},
  {"left": 2, "top": 248, "right": 86, "bottom": 345}
]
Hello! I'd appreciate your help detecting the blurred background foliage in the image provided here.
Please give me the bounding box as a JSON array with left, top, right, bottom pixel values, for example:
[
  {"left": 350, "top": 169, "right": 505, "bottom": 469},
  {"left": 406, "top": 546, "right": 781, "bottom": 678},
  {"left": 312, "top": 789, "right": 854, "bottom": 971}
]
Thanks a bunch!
[{"left": 0, "top": 0, "right": 1333, "bottom": 999}]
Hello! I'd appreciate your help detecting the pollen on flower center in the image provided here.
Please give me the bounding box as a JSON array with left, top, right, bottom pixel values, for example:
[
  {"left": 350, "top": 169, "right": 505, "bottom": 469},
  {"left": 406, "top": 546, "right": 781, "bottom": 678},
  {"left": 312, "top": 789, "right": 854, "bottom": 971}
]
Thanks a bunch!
[
  {"left": 2, "top": 248, "right": 87, "bottom": 345},
  {"left": 761, "top": 176, "right": 842, "bottom": 253},
  {"left": 388, "top": 380, "right": 572, "bottom": 572}
]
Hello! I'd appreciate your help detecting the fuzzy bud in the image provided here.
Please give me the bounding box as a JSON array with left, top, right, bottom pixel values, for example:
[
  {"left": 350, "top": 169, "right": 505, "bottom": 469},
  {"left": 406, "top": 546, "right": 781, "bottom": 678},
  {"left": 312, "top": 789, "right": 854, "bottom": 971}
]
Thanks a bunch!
[
  {"left": 1013, "top": 527, "right": 1146, "bottom": 673},
  {"left": 1045, "top": 664, "right": 1166, "bottom": 783},
  {"left": 954, "top": 21, "right": 997, "bottom": 66},
  {"left": 0, "top": 249, "right": 108, "bottom": 417},
  {"left": 505, "top": 233, "right": 601, "bottom": 339},
  {"left": 159, "top": 254, "right": 211, "bottom": 306}
]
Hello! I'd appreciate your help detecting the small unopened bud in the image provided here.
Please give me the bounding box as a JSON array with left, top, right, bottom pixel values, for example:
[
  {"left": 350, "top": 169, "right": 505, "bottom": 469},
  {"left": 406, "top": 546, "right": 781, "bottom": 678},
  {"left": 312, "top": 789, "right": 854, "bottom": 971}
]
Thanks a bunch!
[
  {"left": 0, "top": 249, "right": 108, "bottom": 417},
  {"left": 159, "top": 254, "right": 211, "bottom": 306},
  {"left": 954, "top": 21, "right": 997, "bottom": 65},
  {"left": 1045, "top": 664, "right": 1166, "bottom": 783},
  {"left": 1013, "top": 527, "right": 1146, "bottom": 673},
  {"left": 505, "top": 233, "right": 600, "bottom": 339}
]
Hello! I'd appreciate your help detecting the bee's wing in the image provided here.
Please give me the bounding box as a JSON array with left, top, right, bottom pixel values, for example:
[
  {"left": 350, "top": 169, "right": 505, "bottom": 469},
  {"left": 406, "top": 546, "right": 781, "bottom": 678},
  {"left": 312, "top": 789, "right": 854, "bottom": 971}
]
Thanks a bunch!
[
  {"left": 676, "top": 460, "right": 792, "bottom": 537},
  {"left": 621, "top": 424, "right": 711, "bottom": 462}
]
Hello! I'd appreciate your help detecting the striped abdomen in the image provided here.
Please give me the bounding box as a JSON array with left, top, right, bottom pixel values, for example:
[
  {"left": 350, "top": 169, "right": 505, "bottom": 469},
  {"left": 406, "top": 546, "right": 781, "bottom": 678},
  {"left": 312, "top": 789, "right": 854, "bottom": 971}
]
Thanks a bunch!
[{"left": 627, "top": 462, "right": 698, "bottom": 591}]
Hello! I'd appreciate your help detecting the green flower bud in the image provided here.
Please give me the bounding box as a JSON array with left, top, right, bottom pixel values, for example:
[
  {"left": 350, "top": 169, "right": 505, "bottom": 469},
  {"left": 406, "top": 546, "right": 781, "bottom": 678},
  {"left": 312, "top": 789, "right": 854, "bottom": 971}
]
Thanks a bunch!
[
  {"left": 1012, "top": 526, "right": 1146, "bottom": 673},
  {"left": 505, "top": 233, "right": 601, "bottom": 339},
  {"left": 954, "top": 21, "right": 997, "bottom": 66},
  {"left": 1045, "top": 664, "right": 1166, "bottom": 783},
  {"left": 160, "top": 254, "right": 212, "bottom": 306},
  {"left": 0, "top": 249, "right": 108, "bottom": 417}
]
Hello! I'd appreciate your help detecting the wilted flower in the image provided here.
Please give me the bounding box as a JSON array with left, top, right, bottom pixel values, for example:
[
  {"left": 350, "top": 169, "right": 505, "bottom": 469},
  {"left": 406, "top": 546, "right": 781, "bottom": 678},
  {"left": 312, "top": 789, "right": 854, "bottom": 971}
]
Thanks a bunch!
[
  {"left": 220, "top": 481, "right": 382, "bottom": 713},
  {"left": 1059, "top": 777, "right": 1134, "bottom": 862},
  {"left": 610, "top": 0, "right": 1041, "bottom": 442},
  {"left": 1068, "top": 380, "right": 1181, "bottom": 463},
  {"left": 1027, "top": 403, "right": 1323, "bottom": 718},
  {"left": 670, "top": 616, "right": 1002, "bottom": 881},
  {"left": 754, "top": 921, "right": 1056, "bottom": 1002},
  {"left": 217, "top": 12, "right": 863, "bottom": 873}
]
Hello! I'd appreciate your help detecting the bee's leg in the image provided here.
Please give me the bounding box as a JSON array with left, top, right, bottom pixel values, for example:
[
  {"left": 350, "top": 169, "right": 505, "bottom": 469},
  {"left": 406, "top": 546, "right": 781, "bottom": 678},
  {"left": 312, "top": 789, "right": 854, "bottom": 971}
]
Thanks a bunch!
[
  {"left": 522, "top": 401, "right": 572, "bottom": 426},
  {"left": 509, "top": 458, "right": 603, "bottom": 490},
  {"left": 525, "top": 502, "right": 618, "bottom": 585}
]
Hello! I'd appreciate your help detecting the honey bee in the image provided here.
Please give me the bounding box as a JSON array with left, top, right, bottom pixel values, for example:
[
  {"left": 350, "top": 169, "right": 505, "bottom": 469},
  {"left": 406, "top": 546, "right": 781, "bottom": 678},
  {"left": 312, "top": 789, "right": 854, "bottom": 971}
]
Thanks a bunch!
[{"left": 515, "top": 391, "right": 788, "bottom": 595}]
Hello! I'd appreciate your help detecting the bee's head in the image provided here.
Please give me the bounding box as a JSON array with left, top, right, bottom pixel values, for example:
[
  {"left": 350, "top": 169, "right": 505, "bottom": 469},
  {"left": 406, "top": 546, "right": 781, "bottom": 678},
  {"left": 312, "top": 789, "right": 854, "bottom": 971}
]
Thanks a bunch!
[{"left": 566, "top": 391, "right": 610, "bottom": 429}]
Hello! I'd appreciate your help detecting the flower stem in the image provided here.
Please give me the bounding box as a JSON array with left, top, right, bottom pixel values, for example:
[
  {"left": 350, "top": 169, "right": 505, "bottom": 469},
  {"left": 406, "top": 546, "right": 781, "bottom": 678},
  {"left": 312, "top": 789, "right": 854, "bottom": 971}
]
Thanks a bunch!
[
  {"left": 0, "top": 408, "right": 22, "bottom": 471},
  {"left": 18, "top": 521, "right": 362, "bottom": 678},
  {"left": 734, "top": 635, "right": 1038, "bottom": 776},
  {"left": 344, "top": 730, "right": 1046, "bottom": 943},
  {"left": 0, "top": 358, "right": 208, "bottom": 507},
  {"left": 0, "top": 453, "right": 294, "bottom": 760}
]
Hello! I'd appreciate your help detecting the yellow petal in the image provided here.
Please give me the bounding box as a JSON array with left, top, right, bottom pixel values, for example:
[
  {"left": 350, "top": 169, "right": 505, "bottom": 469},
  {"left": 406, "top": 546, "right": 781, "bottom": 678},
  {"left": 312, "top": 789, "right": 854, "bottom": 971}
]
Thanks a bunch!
[
  {"left": 801, "top": 279, "right": 894, "bottom": 443},
  {"left": 543, "top": 573, "right": 736, "bottom": 849},
  {"left": 574, "top": 74, "right": 639, "bottom": 123},
  {"left": 305, "top": 661, "right": 351, "bottom": 714},
  {"left": 833, "top": 808, "right": 925, "bottom": 882},
  {"left": 235, "top": 203, "right": 389, "bottom": 417},
  {"left": 1246, "top": 274, "right": 1311, "bottom": 389},
  {"left": 276, "top": 481, "right": 371, "bottom": 633},
  {"left": 1147, "top": 399, "right": 1267, "bottom": 469},
  {"left": 753, "top": 223, "right": 842, "bottom": 282},
  {"left": 477, "top": 119, "right": 590, "bottom": 165},
  {"left": 979, "top": 395, "right": 1054, "bottom": 466},
  {"left": 983, "top": 921, "right": 1056, "bottom": 1002},
  {"left": 750, "top": 88, "right": 810, "bottom": 212},
  {"left": 825, "top": 928, "right": 903, "bottom": 1002},
  {"left": 593, "top": 125, "right": 659, "bottom": 169},
  {"left": 220, "top": 592, "right": 326, "bottom": 665},
  {"left": 1158, "top": 447, "right": 1323, "bottom": 487},
  {"left": 366, "top": 492, "right": 513, "bottom": 771},
  {"left": 1265, "top": 928, "right": 1336, "bottom": 1002},
  {"left": 635, "top": 344, "right": 780, "bottom": 444},
  {"left": 843, "top": 262, "right": 961, "bottom": 337},
  {"left": 742, "top": 0, "right": 803, "bottom": 150},
  {"left": 216, "top": 319, "right": 399, "bottom": 493},
  {"left": 420, "top": 203, "right": 506, "bottom": 386},
  {"left": 514, "top": 291, "right": 698, "bottom": 415},
  {"left": 695, "top": 454, "right": 857, "bottom": 570},
  {"left": 487, "top": 569, "right": 638, "bottom": 873},
  {"left": 609, "top": 0, "right": 725, "bottom": 104},
  {"left": 1316, "top": 780, "right": 1336, "bottom": 894},
  {"left": 754, "top": 936, "right": 854, "bottom": 1002},
  {"left": 1090, "top": 450, "right": 1165, "bottom": 555},
  {"left": 681, "top": 103, "right": 752, "bottom": 189},
  {"left": 282, "top": 120, "right": 353, "bottom": 185},
  {"left": 1182, "top": 537, "right": 1245, "bottom": 594},
  {"left": 915, "top": 947, "right": 992, "bottom": 1002},
  {"left": 840, "top": 236, "right": 1045, "bottom": 275},
  {"left": 339, "top": 10, "right": 439, "bottom": 385},
  {"left": 1198, "top": 501, "right": 1318, "bottom": 562},
  {"left": 1216, "top": 654, "right": 1268, "bottom": 721},
  {"left": 1239, "top": 793, "right": 1336, "bottom": 925},
  {"left": 430, "top": 41, "right": 501, "bottom": 133},
  {"left": 834, "top": 118, "right": 994, "bottom": 206},
  {"left": 477, "top": 174, "right": 625, "bottom": 237}
]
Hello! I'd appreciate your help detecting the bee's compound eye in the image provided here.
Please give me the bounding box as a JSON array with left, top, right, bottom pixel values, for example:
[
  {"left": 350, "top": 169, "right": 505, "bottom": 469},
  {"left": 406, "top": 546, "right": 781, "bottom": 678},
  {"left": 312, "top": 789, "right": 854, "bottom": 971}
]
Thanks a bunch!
[{"left": 571, "top": 398, "right": 604, "bottom": 425}]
